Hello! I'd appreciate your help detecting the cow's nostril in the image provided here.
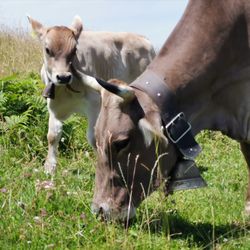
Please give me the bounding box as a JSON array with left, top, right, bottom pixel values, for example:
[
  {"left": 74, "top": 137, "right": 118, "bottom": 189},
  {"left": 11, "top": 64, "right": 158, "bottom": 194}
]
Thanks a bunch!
[
  {"left": 91, "top": 203, "right": 111, "bottom": 221},
  {"left": 56, "top": 74, "right": 72, "bottom": 84},
  {"left": 99, "top": 206, "right": 109, "bottom": 221},
  {"left": 99, "top": 206, "right": 104, "bottom": 215}
]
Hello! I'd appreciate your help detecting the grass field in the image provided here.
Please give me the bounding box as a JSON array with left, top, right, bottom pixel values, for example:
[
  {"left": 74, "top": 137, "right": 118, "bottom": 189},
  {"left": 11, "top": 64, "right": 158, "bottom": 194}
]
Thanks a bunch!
[{"left": 0, "top": 28, "right": 250, "bottom": 249}]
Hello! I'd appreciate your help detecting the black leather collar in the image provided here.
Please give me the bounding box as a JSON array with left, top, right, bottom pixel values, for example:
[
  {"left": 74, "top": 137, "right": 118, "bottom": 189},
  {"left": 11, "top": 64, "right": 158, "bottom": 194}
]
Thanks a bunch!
[{"left": 130, "top": 70, "right": 201, "bottom": 160}]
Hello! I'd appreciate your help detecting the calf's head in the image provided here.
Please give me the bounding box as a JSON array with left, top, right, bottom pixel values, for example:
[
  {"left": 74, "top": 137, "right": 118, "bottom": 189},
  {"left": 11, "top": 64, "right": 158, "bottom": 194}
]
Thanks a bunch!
[
  {"left": 92, "top": 79, "right": 177, "bottom": 221},
  {"left": 28, "top": 16, "right": 83, "bottom": 85}
]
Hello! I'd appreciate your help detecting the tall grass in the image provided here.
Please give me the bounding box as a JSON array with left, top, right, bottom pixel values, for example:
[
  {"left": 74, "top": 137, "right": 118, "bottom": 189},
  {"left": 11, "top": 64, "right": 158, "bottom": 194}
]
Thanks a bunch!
[
  {"left": 0, "top": 26, "right": 250, "bottom": 249},
  {"left": 0, "top": 25, "right": 42, "bottom": 77}
]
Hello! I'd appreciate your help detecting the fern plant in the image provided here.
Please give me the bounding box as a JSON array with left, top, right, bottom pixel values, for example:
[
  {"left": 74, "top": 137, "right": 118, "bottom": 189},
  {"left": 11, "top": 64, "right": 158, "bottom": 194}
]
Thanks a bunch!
[
  {"left": 0, "top": 91, "right": 7, "bottom": 114},
  {"left": 0, "top": 74, "right": 47, "bottom": 157}
]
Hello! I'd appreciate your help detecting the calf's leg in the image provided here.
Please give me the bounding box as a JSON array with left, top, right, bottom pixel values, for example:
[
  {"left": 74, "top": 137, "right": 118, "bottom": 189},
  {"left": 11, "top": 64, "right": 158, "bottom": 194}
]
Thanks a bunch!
[
  {"left": 240, "top": 142, "right": 250, "bottom": 215},
  {"left": 85, "top": 96, "right": 100, "bottom": 148},
  {"left": 44, "top": 114, "right": 63, "bottom": 175}
]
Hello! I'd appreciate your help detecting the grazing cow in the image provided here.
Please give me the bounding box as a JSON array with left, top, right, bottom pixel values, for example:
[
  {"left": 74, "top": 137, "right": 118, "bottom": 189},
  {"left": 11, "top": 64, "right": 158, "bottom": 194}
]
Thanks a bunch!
[
  {"left": 91, "top": 0, "right": 250, "bottom": 221},
  {"left": 28, "top": 16, "right": 155, "bottom": 174}
]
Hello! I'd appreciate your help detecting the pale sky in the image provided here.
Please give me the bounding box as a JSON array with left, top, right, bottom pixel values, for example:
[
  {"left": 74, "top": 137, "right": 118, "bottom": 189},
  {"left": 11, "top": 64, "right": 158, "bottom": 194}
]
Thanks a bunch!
[{"left": 0, "top": 0, "right": 188, "bottom": 49}]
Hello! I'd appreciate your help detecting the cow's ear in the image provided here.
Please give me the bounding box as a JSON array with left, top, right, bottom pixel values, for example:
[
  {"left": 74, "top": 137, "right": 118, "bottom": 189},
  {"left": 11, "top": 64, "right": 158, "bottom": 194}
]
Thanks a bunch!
[
  {"left": 27, "top": 16, "right": 46, "bottom": 40},
  {"left": 139, "top": 117, "right": 168, "bottom": 147},
  {"left": 71, "top": 15, "right": 83, "bottom": 39}
]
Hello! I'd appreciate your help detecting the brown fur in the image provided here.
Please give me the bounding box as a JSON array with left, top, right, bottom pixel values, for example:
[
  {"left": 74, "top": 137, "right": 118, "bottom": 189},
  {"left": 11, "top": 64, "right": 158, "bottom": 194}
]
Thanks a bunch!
[{"left": 93, "top": 0, "right": 250, "bottom": 220}]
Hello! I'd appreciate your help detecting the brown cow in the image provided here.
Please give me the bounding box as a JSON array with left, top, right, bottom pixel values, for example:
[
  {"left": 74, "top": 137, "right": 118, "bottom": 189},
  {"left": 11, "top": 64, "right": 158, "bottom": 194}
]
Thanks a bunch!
[
  {"left": 28, "top": 16, "right": 155, "bottom": 174},
  {"left": 92, "top": 0, "right": 250, "bottom": 221}
]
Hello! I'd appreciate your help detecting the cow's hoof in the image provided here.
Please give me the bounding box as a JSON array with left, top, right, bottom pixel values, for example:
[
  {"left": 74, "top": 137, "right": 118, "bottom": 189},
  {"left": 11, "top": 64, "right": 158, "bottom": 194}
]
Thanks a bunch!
[
  {"left": 245, "top": 201, "right": 250, "bottom": 215},
  {"left": 44, "top": 162, "right": 56, "bottom": 175}
]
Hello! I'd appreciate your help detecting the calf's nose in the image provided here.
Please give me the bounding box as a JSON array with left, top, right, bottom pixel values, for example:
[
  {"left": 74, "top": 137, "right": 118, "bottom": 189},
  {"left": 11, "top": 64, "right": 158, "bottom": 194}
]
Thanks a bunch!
[{"left": 56, "top": 73, "right": 72, "bottom": 84}]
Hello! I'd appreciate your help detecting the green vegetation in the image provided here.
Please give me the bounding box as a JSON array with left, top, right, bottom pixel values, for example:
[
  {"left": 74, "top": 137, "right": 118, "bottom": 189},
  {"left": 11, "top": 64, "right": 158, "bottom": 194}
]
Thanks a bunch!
[{"left": 0, "top": 28, "right": 250, "bottom": 249}]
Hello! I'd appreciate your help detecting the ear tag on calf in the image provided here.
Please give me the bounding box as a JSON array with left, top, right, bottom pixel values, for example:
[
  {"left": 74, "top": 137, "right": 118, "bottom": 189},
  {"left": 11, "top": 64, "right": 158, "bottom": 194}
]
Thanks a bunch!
[
  {"left": 165, "top": 159, "right": 207, "bottom": 194},
  {"left": 42, "top": 83, "right": 55, "bottom": 99}
]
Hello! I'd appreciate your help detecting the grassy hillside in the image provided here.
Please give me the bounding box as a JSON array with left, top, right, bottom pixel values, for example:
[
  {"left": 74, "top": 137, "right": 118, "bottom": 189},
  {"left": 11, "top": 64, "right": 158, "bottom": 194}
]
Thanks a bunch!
[{"left": 0, "top": 27, "right": 250, "bottom": 249}]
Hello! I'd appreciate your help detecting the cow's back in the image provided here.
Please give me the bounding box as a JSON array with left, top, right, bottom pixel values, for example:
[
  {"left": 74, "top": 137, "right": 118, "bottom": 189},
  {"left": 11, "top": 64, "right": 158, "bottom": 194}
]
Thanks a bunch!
[{"left": 75, "top": 31, "right": 155, "bottom": 83}]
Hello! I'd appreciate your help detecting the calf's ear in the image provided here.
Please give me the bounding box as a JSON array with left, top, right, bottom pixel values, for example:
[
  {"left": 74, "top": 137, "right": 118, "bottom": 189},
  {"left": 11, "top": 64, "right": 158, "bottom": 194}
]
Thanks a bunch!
[
  {"left": 71, "top": 15, "right": 83, "bottom": 39},
  {"left": 27, "top": 16, "right": 46, "bottom": 40}
]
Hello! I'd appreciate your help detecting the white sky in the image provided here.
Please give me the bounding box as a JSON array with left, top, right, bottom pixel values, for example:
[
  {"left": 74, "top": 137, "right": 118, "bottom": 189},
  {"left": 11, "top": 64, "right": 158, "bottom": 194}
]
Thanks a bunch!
[{"left": 0, "top": 0, "right": 188, "bottom": 49}]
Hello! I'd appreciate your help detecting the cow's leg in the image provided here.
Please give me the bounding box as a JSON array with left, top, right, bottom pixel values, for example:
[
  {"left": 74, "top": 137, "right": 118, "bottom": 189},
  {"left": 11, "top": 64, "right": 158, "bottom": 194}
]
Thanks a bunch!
[
  {"left": 44, "top": 114, "right": 63, "bottom": 175},
  {"left": 240, "top": 142, "right": 250, "bottom": 215},
  {"left": 85, "top": 95, "right": 100, "bottom": 149}
]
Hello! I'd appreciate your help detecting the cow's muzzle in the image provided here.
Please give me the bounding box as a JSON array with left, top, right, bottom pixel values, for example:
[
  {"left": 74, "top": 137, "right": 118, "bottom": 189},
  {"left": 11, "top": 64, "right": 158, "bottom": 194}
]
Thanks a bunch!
[
  {"left": 91, "top": 202, "right": 136, "bottom": 222},
  {"left": 56, "top": 73, "right": 72, "bottom": 84}
]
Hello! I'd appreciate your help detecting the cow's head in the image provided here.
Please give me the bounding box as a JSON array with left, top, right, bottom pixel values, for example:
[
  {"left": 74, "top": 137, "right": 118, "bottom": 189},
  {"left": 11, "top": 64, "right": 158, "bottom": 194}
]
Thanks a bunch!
[
  {"left": 28, "top": 16, "right": 83, "bottom": 85},
  {"left": 92, "top": 79, "right": 177, "bottom": 221}
]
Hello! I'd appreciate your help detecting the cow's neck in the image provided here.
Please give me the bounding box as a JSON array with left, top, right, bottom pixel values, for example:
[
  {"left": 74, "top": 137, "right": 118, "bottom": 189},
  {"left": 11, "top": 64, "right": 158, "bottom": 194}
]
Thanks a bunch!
[
  {"left": 149, "top": 1, "right": 244, "bottom": 89},
  {"left": 147, "top": 0, "right": 250, "bottom": 138}
]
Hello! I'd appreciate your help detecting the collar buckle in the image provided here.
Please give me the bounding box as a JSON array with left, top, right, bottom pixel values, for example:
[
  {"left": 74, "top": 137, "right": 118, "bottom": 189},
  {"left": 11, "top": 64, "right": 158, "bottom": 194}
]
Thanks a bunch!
[{"left": 165, "top": 112, "right": 191, "bottom": 143}]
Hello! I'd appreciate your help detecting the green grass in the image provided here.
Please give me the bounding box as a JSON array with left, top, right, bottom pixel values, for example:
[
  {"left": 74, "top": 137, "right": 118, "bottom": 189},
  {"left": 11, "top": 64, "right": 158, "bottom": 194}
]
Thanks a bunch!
[{"left": 0, "top": 74, "right": 250, "bottom": 249}]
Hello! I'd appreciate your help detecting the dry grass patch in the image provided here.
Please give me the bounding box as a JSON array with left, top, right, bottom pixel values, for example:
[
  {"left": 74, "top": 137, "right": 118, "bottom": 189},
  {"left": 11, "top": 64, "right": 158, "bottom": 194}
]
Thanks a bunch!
[{"left": 0, "top": 24, "right": 42, "bottom": 77}]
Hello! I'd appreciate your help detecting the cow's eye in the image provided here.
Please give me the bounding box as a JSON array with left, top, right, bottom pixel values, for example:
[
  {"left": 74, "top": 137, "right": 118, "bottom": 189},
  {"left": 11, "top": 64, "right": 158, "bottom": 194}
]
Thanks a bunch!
[
  {"left": 113, "top": 138, "right": 130, "bottom": 153},
  {"left": 45, "top": 47, "right": 51, "bottom": 56},
  {"left": 72, "top": 47, "right": 77, "bottom": 55}
]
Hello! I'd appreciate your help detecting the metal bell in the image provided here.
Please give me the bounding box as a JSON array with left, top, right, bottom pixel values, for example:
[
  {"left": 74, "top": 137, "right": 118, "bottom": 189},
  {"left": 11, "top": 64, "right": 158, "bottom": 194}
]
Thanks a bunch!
[
  {"left": 166, "top": 159, "right": 207, "bottom": 193},
  {"left": 43, "top": 83, "right": 55, "bottom": 99}
]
